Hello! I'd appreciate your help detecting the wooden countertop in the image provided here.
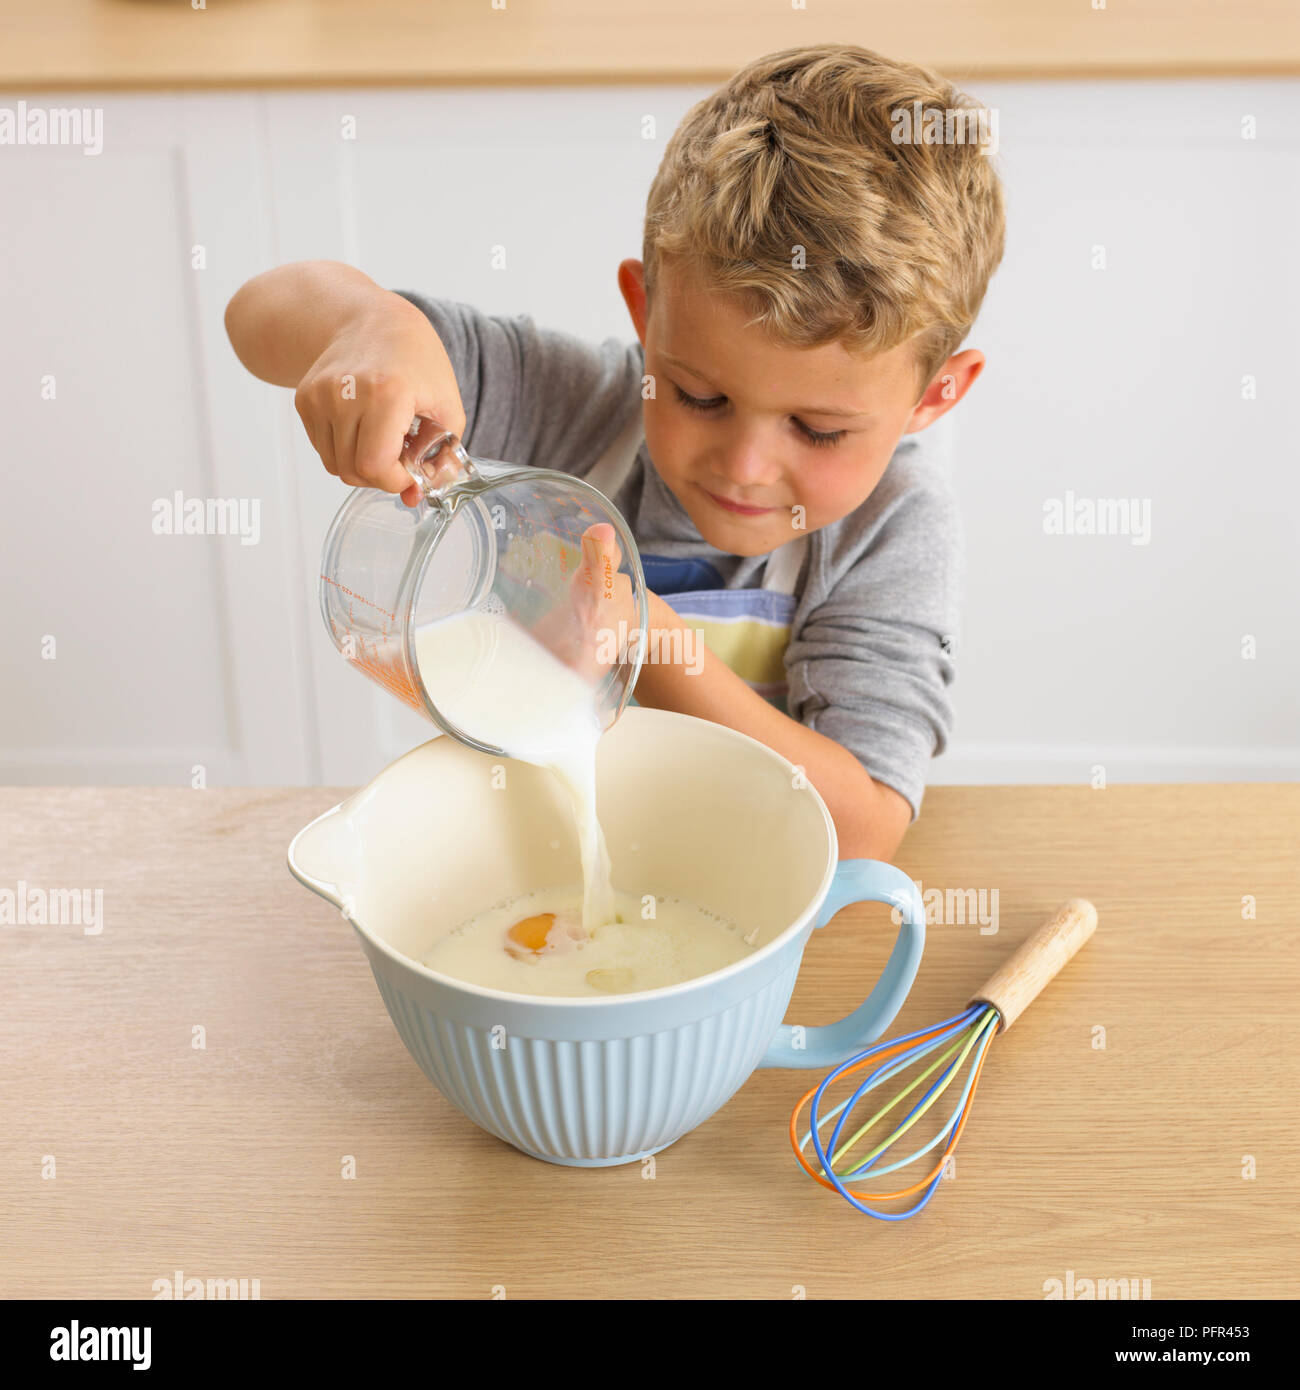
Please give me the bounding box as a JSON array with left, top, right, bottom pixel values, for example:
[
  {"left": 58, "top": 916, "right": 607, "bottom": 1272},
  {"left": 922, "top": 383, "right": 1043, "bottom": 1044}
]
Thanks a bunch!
[
  {"left": 1, "top": 781, "right": 1296, "bottom": 1299},
  {"left": 2, "top": 0, "right": 1298, "bottom": 89}
]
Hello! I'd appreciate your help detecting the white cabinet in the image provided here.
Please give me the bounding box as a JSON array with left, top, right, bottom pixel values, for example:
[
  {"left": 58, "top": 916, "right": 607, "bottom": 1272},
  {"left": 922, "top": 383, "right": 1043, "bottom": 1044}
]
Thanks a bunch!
[
  {"left": 1, "top": 95, "right": 313, "bottom": 784},
  {"left": 949, "top": 80, "right": 1300, "bottom": 782}
]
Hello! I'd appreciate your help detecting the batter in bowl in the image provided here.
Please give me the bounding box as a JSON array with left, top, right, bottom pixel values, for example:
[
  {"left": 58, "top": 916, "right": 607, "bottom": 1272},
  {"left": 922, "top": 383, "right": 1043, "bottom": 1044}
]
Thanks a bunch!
[{"left": 422, "top": 885, "right": 757, "bottom": 997}]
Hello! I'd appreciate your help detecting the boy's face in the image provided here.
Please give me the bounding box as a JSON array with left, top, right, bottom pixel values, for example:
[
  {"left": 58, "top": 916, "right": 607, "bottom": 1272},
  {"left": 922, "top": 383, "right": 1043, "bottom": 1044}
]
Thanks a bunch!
[{"left": 619, "top": 257, "right": 979, "bottom": 557}]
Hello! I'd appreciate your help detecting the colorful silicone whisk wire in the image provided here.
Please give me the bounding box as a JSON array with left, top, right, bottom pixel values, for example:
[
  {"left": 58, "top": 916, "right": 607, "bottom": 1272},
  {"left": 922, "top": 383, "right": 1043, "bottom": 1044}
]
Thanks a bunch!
[{"left": 790, "top": 899, "right": 1098, "bottom": 1220}]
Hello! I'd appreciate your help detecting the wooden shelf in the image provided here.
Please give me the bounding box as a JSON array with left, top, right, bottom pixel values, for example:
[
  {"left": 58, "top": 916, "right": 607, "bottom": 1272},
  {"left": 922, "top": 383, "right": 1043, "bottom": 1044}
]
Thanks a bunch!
[{"left": 1, "top": 0, "right": 1298, "bottom": 90}]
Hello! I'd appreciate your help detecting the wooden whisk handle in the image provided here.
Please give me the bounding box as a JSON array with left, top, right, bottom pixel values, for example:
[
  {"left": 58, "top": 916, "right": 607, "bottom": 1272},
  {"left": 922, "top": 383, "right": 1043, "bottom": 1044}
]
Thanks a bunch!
[{"left": 970, "top": 898, "right": 1098, "bottom": 1033}]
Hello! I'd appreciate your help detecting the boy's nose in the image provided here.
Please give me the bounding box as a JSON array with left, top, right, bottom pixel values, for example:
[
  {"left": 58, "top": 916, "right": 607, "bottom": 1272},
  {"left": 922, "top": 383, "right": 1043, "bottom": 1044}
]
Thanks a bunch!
[{"left": 713, "top": 436, "right": 783, "bottom": 488}]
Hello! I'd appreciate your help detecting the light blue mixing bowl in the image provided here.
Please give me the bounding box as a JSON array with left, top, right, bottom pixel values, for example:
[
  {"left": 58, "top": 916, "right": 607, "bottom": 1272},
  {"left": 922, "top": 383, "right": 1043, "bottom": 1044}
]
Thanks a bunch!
[{"left": 288, "top": 706, "right": 925, "bottom": 1165}]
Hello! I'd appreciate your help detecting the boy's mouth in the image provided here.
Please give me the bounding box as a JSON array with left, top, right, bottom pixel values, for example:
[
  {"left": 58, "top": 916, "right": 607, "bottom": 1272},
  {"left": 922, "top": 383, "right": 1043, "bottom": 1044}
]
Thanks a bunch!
[{"left": 700, "top": 486, "right": 775, "bottom": 517}]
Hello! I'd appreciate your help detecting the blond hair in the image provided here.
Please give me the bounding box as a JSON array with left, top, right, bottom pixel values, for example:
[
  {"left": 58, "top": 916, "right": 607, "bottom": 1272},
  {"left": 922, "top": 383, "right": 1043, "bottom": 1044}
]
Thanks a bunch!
[{"left": 643, "top": 44, "right": 1006, "bottom": 392}]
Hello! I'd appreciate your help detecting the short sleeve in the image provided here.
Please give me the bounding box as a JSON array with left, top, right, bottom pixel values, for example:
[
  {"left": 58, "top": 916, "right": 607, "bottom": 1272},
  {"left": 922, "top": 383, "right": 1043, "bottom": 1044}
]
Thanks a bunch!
[
  {"left": 392, "top": 290, "right": 641, "bottom": 474},
  {"left": 784, "top": 468, "right": 963, "bottom": 821}
]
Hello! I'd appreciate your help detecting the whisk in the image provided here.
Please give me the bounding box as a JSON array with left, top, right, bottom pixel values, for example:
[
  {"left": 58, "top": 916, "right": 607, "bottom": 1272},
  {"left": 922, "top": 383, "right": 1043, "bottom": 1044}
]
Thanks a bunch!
[{"left": 790, "top": 898, "right": 1097, "bottom": 1220}]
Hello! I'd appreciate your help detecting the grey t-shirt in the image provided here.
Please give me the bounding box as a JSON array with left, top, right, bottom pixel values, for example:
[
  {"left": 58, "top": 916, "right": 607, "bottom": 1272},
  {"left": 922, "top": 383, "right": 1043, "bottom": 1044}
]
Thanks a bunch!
[{"left": 396, "top": 290, "right": 962, "bottom": 820}]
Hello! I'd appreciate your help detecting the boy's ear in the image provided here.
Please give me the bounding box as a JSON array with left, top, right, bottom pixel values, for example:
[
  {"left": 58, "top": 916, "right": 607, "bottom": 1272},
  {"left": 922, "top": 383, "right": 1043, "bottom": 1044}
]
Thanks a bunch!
[
  {"left": 618, "top": 259, "right": 648, "bottom": 342},
  {"left": 904, "top": 348, "right": 985, "bottom": 433}
]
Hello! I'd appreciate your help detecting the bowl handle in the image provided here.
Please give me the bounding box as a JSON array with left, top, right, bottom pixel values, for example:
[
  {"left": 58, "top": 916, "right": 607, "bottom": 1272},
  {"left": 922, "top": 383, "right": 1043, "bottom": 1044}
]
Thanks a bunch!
[{"left": 756, "top": 860, "right": 925, "bottom": 1070}]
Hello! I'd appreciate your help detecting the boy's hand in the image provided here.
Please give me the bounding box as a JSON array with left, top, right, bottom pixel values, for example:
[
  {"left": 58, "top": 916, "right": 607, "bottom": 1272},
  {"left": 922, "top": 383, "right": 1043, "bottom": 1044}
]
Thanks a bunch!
[
  {"left": 293, "top": 298, "right": 467, "bottom": 507},
  {"left": 529, "top": 524, "right": 639, "bottom": 693},
  {"left": 576, "top": 523, "right": 638, "bottom": 677}
]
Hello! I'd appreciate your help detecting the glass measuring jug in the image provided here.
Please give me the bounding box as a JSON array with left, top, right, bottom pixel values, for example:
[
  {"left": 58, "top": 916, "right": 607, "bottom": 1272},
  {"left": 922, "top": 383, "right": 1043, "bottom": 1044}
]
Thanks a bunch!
[{"left": 319, "top": 417, "right": 648, "bottom": 755}]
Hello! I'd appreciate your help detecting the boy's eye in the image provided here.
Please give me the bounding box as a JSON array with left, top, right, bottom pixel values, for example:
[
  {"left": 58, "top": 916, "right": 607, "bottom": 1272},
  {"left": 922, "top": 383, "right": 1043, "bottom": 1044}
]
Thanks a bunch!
[
  {"left": 672, "top": 381, "right": 844, "bottom": 447},
  {"left": 795, "top": 420, "right": 845, "bottom": 448},
  {"left": 673, "top": 383, "right": 725, "bottom": 412}
]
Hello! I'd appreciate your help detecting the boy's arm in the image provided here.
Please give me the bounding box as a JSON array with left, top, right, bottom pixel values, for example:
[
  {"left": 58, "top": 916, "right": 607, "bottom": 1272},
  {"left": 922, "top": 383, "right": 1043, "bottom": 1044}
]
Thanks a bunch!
[
  {"left": 225, "top": 261, "right": 466, "bottom": 501},
  {"left": 633, "top": 594, "right": 914, "bottom": 861},
  {"left": 632, "top": 450, "right": 960, "bottom": 863},
  {"left": 225, "top": 259, "right": 426, "bottom": 388}
]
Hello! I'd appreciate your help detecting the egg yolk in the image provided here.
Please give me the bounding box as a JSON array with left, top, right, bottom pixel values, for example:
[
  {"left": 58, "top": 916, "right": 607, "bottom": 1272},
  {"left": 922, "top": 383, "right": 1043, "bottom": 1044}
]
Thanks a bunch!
[{"left": 506, "top": 913, "right": 557, "bottom": 955}]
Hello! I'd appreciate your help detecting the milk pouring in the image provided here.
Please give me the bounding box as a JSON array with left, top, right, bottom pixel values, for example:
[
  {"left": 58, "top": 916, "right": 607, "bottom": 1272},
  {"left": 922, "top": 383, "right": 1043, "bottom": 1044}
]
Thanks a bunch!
[{"left": 414, "top": 608, "right": 617, "bottom": 932}]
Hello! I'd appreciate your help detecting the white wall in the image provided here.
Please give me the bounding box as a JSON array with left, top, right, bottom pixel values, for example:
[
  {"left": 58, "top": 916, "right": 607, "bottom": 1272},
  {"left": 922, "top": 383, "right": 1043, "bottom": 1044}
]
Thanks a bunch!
[{"left": 1, "top": 80, "right": 1295, "bottom": 789}]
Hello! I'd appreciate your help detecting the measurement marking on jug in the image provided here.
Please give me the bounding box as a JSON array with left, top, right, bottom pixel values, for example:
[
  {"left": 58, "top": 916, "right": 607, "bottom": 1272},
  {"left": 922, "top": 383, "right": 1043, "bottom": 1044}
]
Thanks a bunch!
[{"left": 321, "top": 574, "right": 397, "bottom": 623}]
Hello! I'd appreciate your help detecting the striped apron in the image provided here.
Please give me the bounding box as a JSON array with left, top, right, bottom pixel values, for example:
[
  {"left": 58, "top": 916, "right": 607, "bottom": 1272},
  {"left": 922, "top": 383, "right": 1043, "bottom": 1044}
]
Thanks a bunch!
[{"left": 584, "top": 420, "right": 809, "bottom": 713}]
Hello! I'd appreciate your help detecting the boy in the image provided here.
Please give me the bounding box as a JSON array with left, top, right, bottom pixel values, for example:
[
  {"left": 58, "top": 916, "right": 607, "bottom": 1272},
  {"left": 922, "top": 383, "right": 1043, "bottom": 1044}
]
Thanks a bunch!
[{"left": 226, "top": 43, "right": 1005, "bottom": 862}]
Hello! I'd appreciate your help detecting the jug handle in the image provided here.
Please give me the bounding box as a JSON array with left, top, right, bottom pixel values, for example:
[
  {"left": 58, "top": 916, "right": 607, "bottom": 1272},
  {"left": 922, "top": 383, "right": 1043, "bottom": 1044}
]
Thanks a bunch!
[
  {"left": 757, "top": 860, "right": 925, "bottom": 1070},
  {"left": 402, "top": 416, "right": 475, "bottom": 498}
]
